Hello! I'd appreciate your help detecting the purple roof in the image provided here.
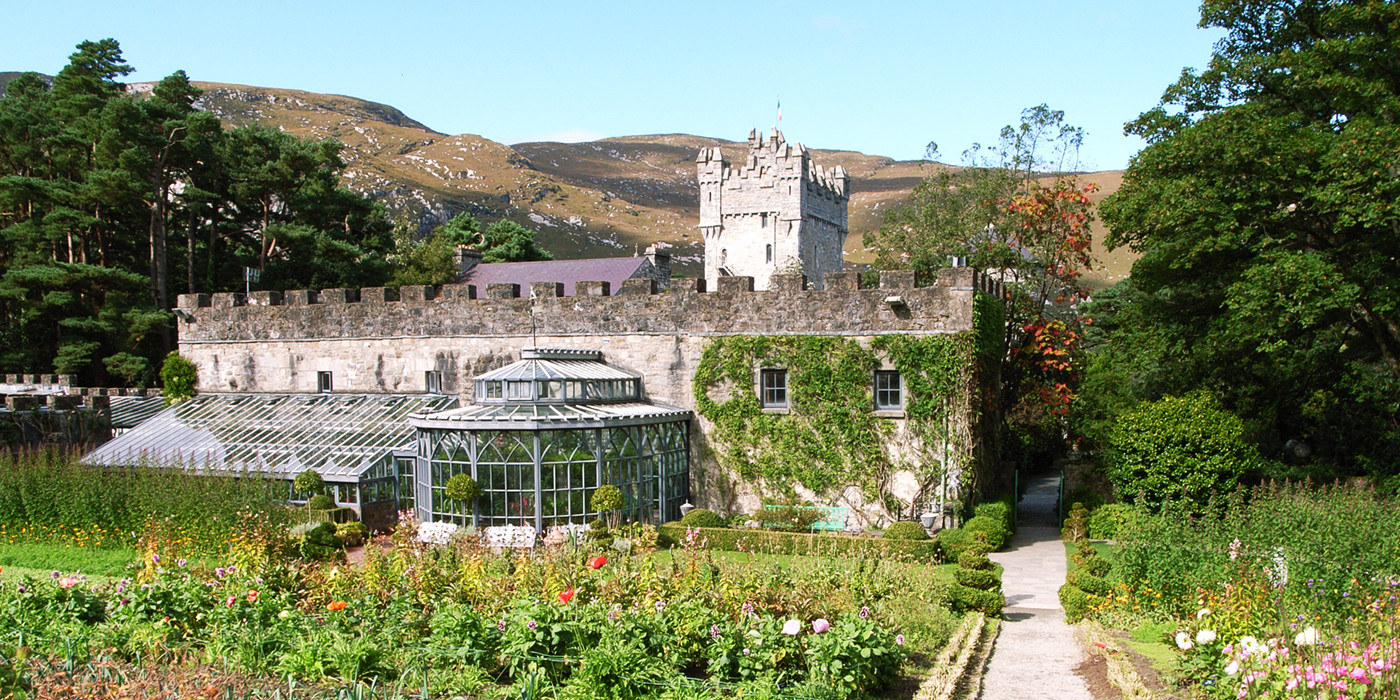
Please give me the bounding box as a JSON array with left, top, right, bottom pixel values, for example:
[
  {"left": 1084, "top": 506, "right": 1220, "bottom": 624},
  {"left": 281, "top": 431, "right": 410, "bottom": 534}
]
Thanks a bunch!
[{"left": 460, "top": 257, "right": 650, "bottom": 297}]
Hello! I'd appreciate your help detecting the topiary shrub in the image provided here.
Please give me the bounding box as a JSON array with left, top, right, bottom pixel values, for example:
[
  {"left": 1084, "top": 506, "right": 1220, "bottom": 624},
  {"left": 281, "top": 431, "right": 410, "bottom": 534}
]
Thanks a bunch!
[
  {"left": 293, "top": 469, "right": 325, "bottom": 497},
  {"left": 958, "top": 551, "right": 994, "bottom": 571},
  {"left": 883, "top": 521, "right": 930, "bottom": 540},
  {"left": 962, "top": 539, "right": 993, "bottom": 557},
  {"left": 949, "top": 584, "right": 1003, "bottom": 615},
  {"left": 592, "top": 485, "right": 624, "bottom": 528},
  {"left": 975, "top": 500, "right": 1014, "bottom": 533},
  {"left": 444, "top": 474, "right": 482, "bottom": 503},
  {"left": 1103, "top": 391, "right": 1265, "bottom": 511},
  {"left": 1077, "top": 554, "right": 1111, "bottom": 579},
  {"left": 1061, "top": 501, "right": 1090, "bottom": 542},
  {"left": 307, "top": 494, "right": 335, "bottom": 511},
  {"left": 963, "top": 515, "right": 1009, "bottom": 550},
  {"left": 680, "top": 507, "right": 725, "bottom": 529},
  {"left": 934, "top": 527, "right": 973, "bottom": 559},
  {"left": 295, "top": 521, "right": 342, "bottom": 562},
  {"left": 954, "top": 568, "right": 1001, "bottom": 592},
  {"left": 1067, "top": 567, "right": 1110, "bottom": 596},
  {"left": 1059, "top": 582, "right": 1091, "bottom": 622}
]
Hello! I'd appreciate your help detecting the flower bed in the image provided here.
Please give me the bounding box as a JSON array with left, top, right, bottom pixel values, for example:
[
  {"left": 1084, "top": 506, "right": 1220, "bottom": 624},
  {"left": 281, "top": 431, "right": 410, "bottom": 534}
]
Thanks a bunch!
[
  {"left": 0, "top": 515, "right": 963, "bottom": 697},
  {"left": 658, "top": 523, "right": 944, "bottom": 563}
]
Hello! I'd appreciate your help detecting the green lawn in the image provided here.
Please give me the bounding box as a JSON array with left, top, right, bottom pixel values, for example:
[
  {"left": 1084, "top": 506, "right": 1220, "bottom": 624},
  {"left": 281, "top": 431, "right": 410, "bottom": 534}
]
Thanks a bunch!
[
  {"left": 1063, "top": 540, "right": 1115, "bottom": 574},
  {"left": 0, "top": 542, "right": 135, "bottom": 581},
  {"left": 650, "top": 547, "right": 959, "bottom": 584}
]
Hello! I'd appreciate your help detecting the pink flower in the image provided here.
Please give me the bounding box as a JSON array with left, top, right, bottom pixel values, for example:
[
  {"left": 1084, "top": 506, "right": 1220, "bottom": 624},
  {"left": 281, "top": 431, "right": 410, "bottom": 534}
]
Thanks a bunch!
[
  {"left": 59, "top": 575, "right": 80, "bottom": 589},
  {"left": 225, "top": 595, "right": 236, "bottom": 607},
  {"left": 812, "top": 618, "right": 830, "bottom": 634},
  {"left": 896, "top": 634, "right": 905, "bottom": 646}
]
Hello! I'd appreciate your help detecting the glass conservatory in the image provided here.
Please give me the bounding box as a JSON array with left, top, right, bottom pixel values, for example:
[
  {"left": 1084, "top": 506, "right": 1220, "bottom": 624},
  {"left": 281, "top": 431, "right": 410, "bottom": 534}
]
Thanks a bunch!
[{"left": 408, "top": 348, "right": 692, "bottom": 529}]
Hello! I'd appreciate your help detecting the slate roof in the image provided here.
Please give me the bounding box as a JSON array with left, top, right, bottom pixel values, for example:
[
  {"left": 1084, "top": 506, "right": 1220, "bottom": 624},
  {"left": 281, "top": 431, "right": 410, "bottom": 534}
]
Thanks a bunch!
[{"left": 460, "top": 257, "right": 650, "bottom": 297}]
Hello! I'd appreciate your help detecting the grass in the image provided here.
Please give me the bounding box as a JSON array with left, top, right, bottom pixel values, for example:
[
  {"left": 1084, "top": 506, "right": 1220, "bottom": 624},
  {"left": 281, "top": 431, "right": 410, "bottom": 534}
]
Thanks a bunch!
[
  {"left": 1064, "top": 540, "right": 1115, "bottom": 574},
  {"left": 649, "top": 547, "right": 959, "bottom": 584},
  {"left": 0, "top": 542, "right": 135, "bottom": 579}
]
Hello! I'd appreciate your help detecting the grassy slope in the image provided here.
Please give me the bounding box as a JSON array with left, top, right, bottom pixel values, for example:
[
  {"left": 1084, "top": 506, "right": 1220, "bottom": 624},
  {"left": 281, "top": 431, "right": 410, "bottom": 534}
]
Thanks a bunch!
[
  {"left": 150, "top": 81, "right": 1134, "bottom": 283},
  {"left": 0, "top": 543, "right": 135, "bottom": 578}
]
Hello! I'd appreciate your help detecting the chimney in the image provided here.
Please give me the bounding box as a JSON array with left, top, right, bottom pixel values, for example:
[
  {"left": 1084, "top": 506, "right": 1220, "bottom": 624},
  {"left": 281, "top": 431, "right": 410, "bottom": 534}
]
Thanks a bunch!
[
  {"left": 644, "top": 245, "right": 672, "bottom": 291},
  {"left": 455, "top": 246, "right": 483, "bottom": 276}
]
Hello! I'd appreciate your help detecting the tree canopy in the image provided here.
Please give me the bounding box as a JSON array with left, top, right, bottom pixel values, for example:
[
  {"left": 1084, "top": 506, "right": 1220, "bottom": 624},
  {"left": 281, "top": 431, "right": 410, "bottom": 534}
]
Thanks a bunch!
[
  {"left": 0, "top": 39, "right": 393, "bottom": 385},
  {"left": 1094, "top": 0, "right": 1400, "bottom": 482}
]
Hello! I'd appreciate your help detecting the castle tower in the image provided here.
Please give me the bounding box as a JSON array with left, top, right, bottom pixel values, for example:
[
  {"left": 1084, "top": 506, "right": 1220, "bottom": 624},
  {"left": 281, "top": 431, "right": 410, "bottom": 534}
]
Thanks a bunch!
[{"left": 697, "top": 127, "right": 849, "bottom": 290}]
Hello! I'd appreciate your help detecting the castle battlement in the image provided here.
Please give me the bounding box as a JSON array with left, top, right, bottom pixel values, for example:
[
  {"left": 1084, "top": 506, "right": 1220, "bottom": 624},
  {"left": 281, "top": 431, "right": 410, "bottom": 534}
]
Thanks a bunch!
[{"left": 174, "top": 267, "right": 1003, "bottom": 398}]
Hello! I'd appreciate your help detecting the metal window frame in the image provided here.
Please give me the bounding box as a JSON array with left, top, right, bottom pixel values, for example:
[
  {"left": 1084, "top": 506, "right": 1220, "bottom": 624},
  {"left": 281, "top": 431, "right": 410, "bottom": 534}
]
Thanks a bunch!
[
  {"left": 760, "top": 368, "right": 788, "bottom": 408},
  {"left": 875, "top": 370, "right": 902, "bottom": 410}
]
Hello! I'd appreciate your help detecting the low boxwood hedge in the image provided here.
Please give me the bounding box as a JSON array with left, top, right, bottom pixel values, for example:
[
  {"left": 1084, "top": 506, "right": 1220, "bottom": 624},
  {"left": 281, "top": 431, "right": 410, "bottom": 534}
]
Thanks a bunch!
[{"left": 658, "top": 524, "right": 943, "bottom": 563}]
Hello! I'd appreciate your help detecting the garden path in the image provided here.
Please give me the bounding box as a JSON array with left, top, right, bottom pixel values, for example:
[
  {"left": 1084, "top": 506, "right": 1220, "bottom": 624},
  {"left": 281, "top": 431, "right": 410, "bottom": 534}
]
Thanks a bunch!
[{"left": 979, "top": 474, "right": 1096, "bottom": 699}]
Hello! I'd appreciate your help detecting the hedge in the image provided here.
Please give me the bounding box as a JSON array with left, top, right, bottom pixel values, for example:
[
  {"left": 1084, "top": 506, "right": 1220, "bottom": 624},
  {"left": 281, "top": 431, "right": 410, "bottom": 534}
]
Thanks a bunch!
[{"left": 658, "top": 524, "right": 943, "bottom": 563}]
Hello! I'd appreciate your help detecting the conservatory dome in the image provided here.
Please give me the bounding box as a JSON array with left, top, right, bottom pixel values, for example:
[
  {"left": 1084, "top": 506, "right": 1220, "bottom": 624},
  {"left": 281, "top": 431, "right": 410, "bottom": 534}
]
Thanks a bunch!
[{"left": 408, "top": 348, "right": 691, "bottom": 530}]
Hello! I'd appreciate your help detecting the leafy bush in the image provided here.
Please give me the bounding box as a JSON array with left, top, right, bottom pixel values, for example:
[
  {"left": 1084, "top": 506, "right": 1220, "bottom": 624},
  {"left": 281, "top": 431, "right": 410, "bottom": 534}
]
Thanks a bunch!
[
  {"left": 307, "top": 494, "right": 335, "bottom": 511},
  {"left": 1061, "top": 501, "right": 1090, "bottom": 542},
  {"left": 933, "top": 527, "right": 973, "bottom": 559},
  {"left": 962, "top": 515, "right": 1009, "bottom": 550},
  {"left": 444, "top": 474, "right": 481, "bottom": 503},
  {"left": 335, "top": 521, "right": 369, "bottom": 547},
  {"left": 974, "top": 499, "right": 1014, "bottom": 534},
  {"left": 949, "top": 584, "right": 1003, "bottom": 615},
  {"left": 294, "top": 521, "right": 341, "bottom": 562},
  {"left": 292, "top": 469, "right": 324, "bottom": 497},
  {"left": 882, "top": 521, "right": 930, "bottom": 540},
  {"left": 1066, "top": 568, "right": 1110, "bottom": 596},
  {"left": 657, "top": 524, "right": 942, "bottom": 563},
  {"left": 954, "top": 568, "right": 1001, "bottom": 591},
  {"left": 679, "top": 508, "right": 724, "bottom": 529},
  {"left": 1087, "top": 503, "right": 1135, "bottom": 540},
  {"left": 159, "top": 351, "right": 198, "bottom": 404},
  {"left": 1103, "top": 392, "right": 1265, "bottom": 510},
  {"left": 958, "top": 552, "right": 994, "bottom": 571},
  {"left": 803, "top": 613, "right": 905, "bottom": 694},
  {"left": 1059, "top": 583, "right": 1090, "bottom": 622}
]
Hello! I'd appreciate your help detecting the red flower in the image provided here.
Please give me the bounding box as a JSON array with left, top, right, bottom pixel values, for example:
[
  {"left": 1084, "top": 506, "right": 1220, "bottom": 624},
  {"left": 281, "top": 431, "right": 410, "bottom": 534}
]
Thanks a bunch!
[
  {"left": 588, "top": 556, "right": 608, "bottom": 570},
  {"left": 247, "top": 590, "right": 259, "bottom": 603},
  {"left": 558, "top": 588, "right": 575, "bottom": 604},
  {"left": 327, "top": 600, "right": 347, "bottom": 611}
]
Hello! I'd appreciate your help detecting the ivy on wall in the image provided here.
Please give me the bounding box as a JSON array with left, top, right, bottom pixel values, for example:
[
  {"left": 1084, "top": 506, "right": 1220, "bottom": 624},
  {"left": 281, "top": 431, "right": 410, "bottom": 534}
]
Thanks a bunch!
[{"left": 692, "top": 291, "right": 1006, "bottom": 507}]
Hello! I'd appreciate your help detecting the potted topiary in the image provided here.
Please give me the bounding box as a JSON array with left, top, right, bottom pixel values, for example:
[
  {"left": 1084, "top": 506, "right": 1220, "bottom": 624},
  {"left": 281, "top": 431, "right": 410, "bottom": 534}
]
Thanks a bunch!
[
  {"left": 591, "top": 484, "right": 624, "bottom": 530},
  {"left": 444, "top": 473, "right": 481, "bottom": 525},
  {"left": 293, "top": 469, "right": 326, "bottom": 521}
]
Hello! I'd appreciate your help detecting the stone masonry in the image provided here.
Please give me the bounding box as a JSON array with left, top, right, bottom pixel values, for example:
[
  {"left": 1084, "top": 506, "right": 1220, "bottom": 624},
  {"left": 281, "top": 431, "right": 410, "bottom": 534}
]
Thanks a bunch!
[{"left": 698, "top": 128, "right": 849, "bottom": 291}]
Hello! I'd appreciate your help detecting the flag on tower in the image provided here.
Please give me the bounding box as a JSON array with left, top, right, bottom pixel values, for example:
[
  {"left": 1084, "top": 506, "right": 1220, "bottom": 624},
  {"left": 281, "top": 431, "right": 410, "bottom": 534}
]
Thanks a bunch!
[{"left": 777, "top": 99, "right": 782, "bottom": 122}]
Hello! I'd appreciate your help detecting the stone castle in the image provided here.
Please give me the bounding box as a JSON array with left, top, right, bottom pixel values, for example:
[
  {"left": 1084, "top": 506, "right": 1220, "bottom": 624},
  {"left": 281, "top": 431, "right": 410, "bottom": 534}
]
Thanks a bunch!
[
  {"left": 699, "top": 128, "right": 849, "bottom": 291},
  {"left": 98, "top": 130, "right": 1002, "bottom": 527}
]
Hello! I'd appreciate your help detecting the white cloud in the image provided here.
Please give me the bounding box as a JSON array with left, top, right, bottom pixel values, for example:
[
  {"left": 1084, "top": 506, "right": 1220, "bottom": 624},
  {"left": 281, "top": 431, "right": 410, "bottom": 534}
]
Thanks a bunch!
[{"left": 508, "top": 129, "right": 607, "bottom": 144}]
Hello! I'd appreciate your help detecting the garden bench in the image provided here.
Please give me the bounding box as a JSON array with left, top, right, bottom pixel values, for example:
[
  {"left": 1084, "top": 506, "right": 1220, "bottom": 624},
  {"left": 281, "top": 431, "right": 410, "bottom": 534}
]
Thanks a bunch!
[
  {"left": 760, "top": 505, "right": 850, "bottom": 532},
  {"left": 483, "top": 525, "right": 537, "bottom": 549}
]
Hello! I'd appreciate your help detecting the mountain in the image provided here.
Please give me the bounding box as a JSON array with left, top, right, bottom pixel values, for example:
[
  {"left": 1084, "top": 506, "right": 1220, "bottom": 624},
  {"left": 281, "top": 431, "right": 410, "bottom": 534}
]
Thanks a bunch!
[{"left": 22, "top": 78, "right": 1128, "bottom": 285}]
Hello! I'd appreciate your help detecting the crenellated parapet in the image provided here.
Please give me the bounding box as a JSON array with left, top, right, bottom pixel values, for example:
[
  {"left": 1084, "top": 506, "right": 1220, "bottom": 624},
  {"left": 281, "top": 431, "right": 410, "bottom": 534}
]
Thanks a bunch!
[{"left": 176, "top": 268, "right": 998, "bottom": 344}]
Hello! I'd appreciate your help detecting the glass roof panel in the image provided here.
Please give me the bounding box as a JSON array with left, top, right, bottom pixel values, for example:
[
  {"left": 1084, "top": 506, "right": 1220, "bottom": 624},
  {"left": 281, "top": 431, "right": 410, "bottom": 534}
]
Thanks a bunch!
[{"left": 84, "top": 393, "right": 458, "bottom": 481}]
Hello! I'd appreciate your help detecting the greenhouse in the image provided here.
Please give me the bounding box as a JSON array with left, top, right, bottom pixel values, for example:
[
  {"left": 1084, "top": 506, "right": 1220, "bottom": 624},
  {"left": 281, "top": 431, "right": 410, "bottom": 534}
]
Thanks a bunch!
[
  {"left": 408, "top": 347, "right": 692, "bottom": 529},
  {"left": 83, "top": 393, "right": 458, "bottom": 529}
]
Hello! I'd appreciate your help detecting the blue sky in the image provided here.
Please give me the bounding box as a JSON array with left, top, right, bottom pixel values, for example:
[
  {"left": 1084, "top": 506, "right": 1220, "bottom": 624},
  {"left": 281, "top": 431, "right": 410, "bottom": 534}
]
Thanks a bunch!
[{"left": 2, "top": 1, "right": 1222, "bottom": 171}]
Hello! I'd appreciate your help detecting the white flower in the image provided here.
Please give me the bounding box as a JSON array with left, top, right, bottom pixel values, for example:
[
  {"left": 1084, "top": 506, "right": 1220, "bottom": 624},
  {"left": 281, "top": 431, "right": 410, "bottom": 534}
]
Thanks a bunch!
[
  {"left": 1224, "top": 660, "right": 1240, "bottom": 676},
  {"left": 1175, "top": 632, "right": 1194, "bottom": 651},
  {"left": 1269, "top": 547, "right": 1289, "bottom": 588},
  {"left": 1238, "top": 636, "right": 1263, "bottom": 655},
  {"left": 781, "top": 619, "right": 801, "bottom": 635},
  {"left": 1196, "top": 608, "right": 1211, "bottom": 619},
  {"left": 1196, "top": 629, "right": 1217, "bottom": 645},
  {"left": 1294, "top": 626, "right": 1320, "bottom": 646}
]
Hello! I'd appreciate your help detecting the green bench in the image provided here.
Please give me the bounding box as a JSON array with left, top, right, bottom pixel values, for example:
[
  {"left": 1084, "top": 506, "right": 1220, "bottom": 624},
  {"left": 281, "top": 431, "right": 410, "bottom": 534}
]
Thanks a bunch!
[{"left": 761, "top": 505, "right": 850, "bottom": 532}]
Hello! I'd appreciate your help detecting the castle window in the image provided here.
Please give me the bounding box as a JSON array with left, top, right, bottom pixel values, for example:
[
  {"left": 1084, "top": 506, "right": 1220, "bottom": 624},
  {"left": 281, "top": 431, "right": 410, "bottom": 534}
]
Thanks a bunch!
[
  {"left": 766, "top": 244, "right": 773, "bottom": 263},
  {"left": 317, "top": 371, "right": 333, "bottom": 394},
  {"left": 761, "top": 212, "right": 768, "bottom": 228},
  {"left": 875, "top": 371, "right": 902, "bottom": 410},
  {"left": 425, "top": 371, "right": 443, "bottom": 395},
  {"left": 760, "top": 369, "right": 788, "bottom": 408}
]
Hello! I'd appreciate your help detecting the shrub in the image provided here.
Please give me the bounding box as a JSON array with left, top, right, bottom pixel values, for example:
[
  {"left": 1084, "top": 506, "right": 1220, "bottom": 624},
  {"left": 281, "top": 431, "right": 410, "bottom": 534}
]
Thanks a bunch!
[
  {"left": 307, "top": 494, "right": 335, "bottom": 511},
  {"left": 1087, "top": 503, "right": 1135, "bottom": 540},
  {"left": 954, "top": 568, "right": 1001, "bottom": 592},
  {"left": 1061, "top": 502, "right": 1090, "bottom": 542},
  {"left": 336, "top": 520, "right": 369, "bottom": 547},
  {"left": 293, "top": 470, "right": 325, "bottom": 497},
  {"left": 949, "top": 584, "right": 1003, "bottom": 615},
  {"left": 444, "top": 474, "right": 481, "bottom": 503},
  {"left": 974, "top": 499, "right": 1014, "bottom": 533},
  {"left": 1059, "top": 583, "right": 1090, "bottom": 622},
  {"left": 679, "top": 508, "right": 725, "bottom": 529},
  {"left": 934, "top": 528, "right": 973, "bottom": 559},
  {"left": 962, "top": 539, "right": 993, "bottom": 556},
  {"left": 962, "top": 515, "right": 1009, "bottom": 550},
  {"left": 656, "top": 524, "right": 942, "bottom": 563},
  {"left": 159, "top": 351, "right": 198, "bottom": 404},
  {"left": 958, "top": 552, "right": 994, "bottom": 571},
  {"left": 1103, "top": 391, "right": 1265, "bottom": 510},
  {"left": 1066, "top": 568, "right": 1110, "bottom": 596},
  {"left": 1076, "top": 555, "right": 1111, "bottom": 579},
  {"left": 295, "top": 521, "right": 341, "bottom": 562},
  {"left": 760, "top": 500, "right": 824, "bottom": 532},
  {"left": 883, "top": 521, "right": 930, "bottom": 540}
]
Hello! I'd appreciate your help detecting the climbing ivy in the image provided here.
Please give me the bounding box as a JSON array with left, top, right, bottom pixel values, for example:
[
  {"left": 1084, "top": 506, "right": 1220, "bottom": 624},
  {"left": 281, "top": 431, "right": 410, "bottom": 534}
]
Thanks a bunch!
[{"left": 693, "top": 336, "right": 891, "bottom": 495}]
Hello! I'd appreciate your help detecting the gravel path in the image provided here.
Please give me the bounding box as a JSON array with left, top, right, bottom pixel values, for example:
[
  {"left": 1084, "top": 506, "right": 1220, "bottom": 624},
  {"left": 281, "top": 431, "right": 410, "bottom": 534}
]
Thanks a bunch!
[{"left": 979, "top": 474, "right": 1096, "bottom": 700}]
